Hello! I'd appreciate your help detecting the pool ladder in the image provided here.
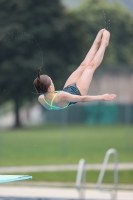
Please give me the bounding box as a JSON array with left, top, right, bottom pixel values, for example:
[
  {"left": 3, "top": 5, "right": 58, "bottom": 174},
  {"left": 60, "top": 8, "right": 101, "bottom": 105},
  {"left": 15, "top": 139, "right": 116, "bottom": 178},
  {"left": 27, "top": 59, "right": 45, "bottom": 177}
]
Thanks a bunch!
[
  {"left": 76, "top": 148, "right": 118, "bottom": 200},
  {"left": 97, "top": 148, "right": 118, "bottom": 200}
]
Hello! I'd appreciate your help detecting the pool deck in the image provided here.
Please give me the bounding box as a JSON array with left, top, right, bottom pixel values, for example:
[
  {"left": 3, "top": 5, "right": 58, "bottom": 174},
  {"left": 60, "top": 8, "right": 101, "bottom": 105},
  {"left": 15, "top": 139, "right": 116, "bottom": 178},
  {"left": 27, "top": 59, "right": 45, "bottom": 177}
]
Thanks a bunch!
[
  {"left": 0, "top": 163, "right": 133, "bottom": 173},
  {"left": 0, "top": 163, "right": 132, "bottom": 199},
  {"left": 0, "top": 185, "right": 133, "bottom": 200}
]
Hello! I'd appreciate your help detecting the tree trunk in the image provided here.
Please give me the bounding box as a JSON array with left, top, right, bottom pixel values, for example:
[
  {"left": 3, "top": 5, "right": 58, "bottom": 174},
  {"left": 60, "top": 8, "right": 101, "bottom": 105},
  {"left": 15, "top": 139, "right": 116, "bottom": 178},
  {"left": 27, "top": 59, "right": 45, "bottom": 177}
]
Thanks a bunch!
[{"left": 14, "top": 98, "right": 22, "bottom": 128}]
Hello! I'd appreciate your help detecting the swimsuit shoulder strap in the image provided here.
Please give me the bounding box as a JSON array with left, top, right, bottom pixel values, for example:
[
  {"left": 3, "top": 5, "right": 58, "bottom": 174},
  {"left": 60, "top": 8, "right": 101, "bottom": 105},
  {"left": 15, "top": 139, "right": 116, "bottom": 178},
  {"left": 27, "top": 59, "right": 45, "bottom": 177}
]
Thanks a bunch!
[
  {"left": 44, "top": 92, "right": 59, "bottom": 110},
  {"left": 51, "top": 92, "right": 69, "bottom": 109},
  {"left": 50, "top": 92, "right": 59, "bottom": 108},
  {"left": 43, "top": 91, "right": 69, "bottom": 110}
]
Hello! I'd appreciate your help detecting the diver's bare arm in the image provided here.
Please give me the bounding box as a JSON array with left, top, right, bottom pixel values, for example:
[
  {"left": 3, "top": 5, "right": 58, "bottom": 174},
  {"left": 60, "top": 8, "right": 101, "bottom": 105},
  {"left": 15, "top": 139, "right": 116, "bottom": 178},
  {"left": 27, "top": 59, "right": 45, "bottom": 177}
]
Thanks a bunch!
[
  {"left": 63, "top": 93, "right": 116, "bottom": 102},
  {"left": 81, "top": 94, "right": 116, "bottom": 101}
]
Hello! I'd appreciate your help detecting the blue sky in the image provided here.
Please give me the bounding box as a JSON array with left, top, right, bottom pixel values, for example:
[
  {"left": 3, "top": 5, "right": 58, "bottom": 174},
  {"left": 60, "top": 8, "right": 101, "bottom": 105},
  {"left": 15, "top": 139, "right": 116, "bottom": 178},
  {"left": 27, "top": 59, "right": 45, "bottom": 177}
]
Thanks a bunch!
[{"left": 61, "top": 0, "right": 133, "bottom": 13}]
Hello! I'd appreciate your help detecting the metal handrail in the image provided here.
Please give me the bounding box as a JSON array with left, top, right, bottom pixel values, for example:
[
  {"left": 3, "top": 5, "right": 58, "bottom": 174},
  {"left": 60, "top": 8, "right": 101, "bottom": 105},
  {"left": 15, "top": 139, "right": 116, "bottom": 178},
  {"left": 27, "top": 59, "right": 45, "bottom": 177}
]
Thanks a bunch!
[
  {"left": 96, "top": 148, "right": 118, "bottom": 200},
  {"left": 76, "top": 158, "right": 86, "bottom": 200}
]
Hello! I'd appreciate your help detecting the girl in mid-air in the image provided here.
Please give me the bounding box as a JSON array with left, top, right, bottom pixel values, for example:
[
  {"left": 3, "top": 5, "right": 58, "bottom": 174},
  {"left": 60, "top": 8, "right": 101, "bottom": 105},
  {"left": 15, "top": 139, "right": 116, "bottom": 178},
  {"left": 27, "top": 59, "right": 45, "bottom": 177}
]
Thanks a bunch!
[{"left": 33, "top": 29, "right": 116, "bottom": 110}]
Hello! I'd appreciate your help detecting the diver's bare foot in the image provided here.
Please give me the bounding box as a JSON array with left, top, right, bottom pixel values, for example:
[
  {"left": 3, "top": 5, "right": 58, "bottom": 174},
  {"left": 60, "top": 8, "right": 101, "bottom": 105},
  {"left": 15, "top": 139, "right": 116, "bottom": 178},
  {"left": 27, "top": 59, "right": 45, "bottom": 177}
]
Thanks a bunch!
[
  {"left": 95, "top": 29, "right": 105, "bottom": 46},
  {"left": 102, "top": 30, "right": 110, "bottom": 46}
]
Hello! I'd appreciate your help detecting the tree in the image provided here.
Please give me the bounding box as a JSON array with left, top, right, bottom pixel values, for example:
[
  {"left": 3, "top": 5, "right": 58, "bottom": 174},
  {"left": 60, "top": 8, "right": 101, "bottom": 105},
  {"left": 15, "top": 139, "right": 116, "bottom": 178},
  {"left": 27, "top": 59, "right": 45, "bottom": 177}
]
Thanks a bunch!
[
  {"left": 0, "top": 0, "right": 86, "bottom": 127},
  {"left": 74, "top": 0, "right": 133, "bottom": 73}
]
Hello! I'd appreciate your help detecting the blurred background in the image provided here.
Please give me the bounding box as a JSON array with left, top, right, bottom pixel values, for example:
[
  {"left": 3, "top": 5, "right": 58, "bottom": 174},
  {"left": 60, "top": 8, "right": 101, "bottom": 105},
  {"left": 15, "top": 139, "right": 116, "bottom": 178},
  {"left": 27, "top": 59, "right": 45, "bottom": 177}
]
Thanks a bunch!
[{"left": 0, "top": 0, "right": 133, "bottom": 199}]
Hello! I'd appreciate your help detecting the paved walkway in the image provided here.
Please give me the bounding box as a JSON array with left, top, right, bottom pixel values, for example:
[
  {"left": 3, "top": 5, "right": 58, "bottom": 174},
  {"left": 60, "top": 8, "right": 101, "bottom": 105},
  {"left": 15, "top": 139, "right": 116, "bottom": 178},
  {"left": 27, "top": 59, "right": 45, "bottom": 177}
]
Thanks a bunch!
[
  {"left": 4, "top": 181, "right": 133, "bottom": 191},
  {"left": 0, "top": 185, "right": 133, "bottom": 200},
  {"left": 0, "top": 163, "right": 133, "bottom": 173}
]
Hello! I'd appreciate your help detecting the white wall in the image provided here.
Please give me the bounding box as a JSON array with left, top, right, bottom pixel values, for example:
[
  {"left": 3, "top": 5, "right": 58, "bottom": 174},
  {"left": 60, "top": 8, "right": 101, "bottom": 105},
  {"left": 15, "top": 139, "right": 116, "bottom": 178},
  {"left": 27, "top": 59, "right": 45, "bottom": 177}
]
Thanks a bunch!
[{"left": 89, "top": 74, "right": 133, "bottom": 103}]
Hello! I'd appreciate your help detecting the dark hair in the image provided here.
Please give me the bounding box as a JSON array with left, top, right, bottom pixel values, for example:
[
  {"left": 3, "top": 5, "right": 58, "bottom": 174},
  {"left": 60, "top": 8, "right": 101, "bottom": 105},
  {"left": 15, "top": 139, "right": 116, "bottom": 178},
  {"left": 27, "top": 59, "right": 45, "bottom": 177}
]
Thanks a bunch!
[{"left": 33, "top": 68, "right": 51, "bottom": 94}]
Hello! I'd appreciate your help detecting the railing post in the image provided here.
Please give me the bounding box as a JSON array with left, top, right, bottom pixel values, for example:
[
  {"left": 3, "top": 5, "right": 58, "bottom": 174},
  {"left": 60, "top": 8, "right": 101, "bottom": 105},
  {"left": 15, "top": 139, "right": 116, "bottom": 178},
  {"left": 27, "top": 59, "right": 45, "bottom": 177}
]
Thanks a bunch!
[
  {"left": 76, "top": 159, "right": 86, "bottom": 200},
  {"left": 96, "top": 148, "right": 118, "bottom": 200}
]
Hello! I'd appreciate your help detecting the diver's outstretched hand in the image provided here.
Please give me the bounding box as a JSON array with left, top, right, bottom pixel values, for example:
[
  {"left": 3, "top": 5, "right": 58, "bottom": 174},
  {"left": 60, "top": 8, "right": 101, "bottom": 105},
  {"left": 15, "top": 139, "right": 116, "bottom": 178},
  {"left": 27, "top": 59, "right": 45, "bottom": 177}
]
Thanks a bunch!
[{"left": 102, "top": 93, "right": 116, "bottom": 101}]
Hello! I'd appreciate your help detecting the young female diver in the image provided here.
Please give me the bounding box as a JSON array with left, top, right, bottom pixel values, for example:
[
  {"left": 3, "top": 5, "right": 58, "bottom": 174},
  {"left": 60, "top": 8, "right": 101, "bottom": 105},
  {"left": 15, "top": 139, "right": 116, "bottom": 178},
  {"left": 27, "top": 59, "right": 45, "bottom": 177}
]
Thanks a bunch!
[{"left": 33, "top": 29, "right": 116, "bottom": 110}]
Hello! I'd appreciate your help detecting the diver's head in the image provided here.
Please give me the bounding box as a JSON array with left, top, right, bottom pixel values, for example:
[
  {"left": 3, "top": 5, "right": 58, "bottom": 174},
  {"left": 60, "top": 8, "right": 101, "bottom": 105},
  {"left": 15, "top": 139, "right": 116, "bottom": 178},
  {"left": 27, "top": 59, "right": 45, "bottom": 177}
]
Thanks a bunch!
[{"left": 33, "top": 68, "right": 51, "bottom": 94}]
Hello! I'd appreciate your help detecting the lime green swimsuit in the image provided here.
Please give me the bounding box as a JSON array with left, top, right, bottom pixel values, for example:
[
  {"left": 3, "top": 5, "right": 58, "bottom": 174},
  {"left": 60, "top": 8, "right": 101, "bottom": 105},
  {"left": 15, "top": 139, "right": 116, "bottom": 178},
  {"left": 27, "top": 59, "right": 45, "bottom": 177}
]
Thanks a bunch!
[
  {"left": 43, "top": 84, "right": 81, "bottom": 110},
  {"left": 43, "top": 91, "right": 69, "bottom": 110}
]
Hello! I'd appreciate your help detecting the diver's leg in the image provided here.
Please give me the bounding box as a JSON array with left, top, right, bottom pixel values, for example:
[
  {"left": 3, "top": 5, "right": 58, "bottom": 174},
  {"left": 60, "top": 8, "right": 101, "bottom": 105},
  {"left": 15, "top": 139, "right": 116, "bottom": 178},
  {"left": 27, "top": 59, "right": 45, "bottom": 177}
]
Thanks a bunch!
[
  {"left": 76, "top": 30, "right": 110, "bottom": 95},
  {"left": 63, "top": 29, "right": 105, "bottom": 88}
]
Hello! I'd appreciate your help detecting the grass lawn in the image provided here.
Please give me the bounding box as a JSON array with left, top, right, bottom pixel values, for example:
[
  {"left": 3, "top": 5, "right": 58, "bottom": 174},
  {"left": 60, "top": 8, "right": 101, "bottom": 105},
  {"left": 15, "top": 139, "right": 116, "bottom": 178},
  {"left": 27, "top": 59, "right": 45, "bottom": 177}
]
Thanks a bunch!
[
  {"left": 0, "top": 124, "right": 132, "bottom": 166},
  {"left": 5, "top": 170, "right": 133, "bottom": 184}
]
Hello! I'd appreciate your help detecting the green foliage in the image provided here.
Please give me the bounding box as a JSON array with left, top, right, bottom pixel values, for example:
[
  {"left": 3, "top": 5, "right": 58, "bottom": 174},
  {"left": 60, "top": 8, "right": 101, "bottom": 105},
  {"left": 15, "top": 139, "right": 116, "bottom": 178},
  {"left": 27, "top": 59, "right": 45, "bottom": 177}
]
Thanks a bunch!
[
  {"left": 0, "top": 0, "right": 86, "bottom": 126},
  {"left": 74, "top": 0, "right": 133, "bottom": 72}
]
